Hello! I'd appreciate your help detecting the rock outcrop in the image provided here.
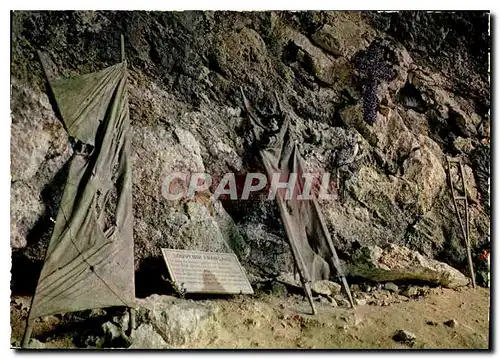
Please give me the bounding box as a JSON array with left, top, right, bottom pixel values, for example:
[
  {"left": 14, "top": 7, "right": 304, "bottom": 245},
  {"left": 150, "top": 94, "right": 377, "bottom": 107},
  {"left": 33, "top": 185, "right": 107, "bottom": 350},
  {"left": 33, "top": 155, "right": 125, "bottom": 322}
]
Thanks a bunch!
[
  {"left": 136, "top": 295, "right": 218, "bottom": 346},
  {"left": 347, "top": 244, "right": 470, "bottom": 288}
]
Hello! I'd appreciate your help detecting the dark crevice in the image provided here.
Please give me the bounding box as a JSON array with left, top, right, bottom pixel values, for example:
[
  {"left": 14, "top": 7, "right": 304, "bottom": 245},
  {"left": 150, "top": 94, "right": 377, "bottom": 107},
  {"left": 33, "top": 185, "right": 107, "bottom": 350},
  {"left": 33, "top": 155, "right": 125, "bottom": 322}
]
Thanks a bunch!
[{"left": 396, "top": 82, "right": 427, "bottom": 113}]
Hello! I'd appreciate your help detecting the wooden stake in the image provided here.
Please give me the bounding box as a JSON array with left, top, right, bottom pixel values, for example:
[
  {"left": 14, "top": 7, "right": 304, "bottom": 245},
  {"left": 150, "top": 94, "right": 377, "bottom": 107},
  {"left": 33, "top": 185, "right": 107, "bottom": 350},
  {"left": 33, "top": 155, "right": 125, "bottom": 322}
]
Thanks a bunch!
[{"left": 447, "top": 157, "right": 476, "bottom": 288}]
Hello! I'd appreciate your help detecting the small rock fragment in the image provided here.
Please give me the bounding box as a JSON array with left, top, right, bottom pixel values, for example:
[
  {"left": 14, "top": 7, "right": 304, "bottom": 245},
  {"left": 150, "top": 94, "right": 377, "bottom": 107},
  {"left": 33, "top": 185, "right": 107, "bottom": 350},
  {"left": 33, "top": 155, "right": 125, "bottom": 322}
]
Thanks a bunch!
[
  {"left": 359, "top": 282, "right": 372, "bottom": 292},
  {"left": 444, "top": 319, "right": 458, "bottom": 328},
  {"left": 392, "top": 329, "right": 416, "bottom": 345},
  {"left": 355, "top": 298, "right": 367, "bottom": 306},
  {"left": 418, "top": 286, "right": 430, "bottom": 296},
  {"left": 384, "top": 282, "right": 399, "bottom": 293},
  {"left": 426, "top": 321, "right": 438, "bottom": 326},
  {"left": 402, "top": 286, "right": 419, "bottom": 297}
]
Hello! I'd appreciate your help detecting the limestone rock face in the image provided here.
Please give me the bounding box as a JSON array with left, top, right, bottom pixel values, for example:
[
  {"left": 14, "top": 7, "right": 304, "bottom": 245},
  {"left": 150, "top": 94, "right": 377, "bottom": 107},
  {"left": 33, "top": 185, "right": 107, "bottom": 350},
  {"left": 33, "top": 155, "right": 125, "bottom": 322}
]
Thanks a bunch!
[
  {"left": 10, "top": 182, "right": 44, "bottom": 249},
  {"left": 10, "top": 80, "right": 68, "bottom": 183},
  {"left": 347, "top": 244, "right": 470, "bottom": 288},
  {"left": 10, "top": 79, "right": 72, "bottom": 251},
  {"left": 311, "top": 16, "right": 372, "bottom": 59},
  {"left": 282, "top": 26, "right": 354, "bottom": 87}
]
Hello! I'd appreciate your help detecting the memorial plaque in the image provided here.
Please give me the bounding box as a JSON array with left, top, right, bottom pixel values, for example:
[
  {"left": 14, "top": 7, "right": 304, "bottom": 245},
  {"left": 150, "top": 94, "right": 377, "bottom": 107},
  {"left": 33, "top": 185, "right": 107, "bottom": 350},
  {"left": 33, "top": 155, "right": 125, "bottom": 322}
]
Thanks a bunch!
[{"left": 161, "top": 249, "right": 254, "bottom": 295}]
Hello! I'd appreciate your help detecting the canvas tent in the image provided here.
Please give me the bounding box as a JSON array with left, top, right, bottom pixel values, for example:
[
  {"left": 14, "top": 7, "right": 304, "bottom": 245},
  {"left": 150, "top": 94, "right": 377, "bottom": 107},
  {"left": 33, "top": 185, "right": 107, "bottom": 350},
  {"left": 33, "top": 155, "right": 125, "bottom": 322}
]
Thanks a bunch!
[
  {"left": 240, "top": 89, "right": 354, "bottom": 313},
  {"left": 22, "top": 53, "right": 135, "bottom": 347}
]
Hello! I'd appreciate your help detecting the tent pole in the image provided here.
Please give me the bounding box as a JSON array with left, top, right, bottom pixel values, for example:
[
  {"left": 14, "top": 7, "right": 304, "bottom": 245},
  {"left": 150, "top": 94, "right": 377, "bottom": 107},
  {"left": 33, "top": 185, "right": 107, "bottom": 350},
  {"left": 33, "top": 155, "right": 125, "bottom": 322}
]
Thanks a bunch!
[
  {"left": 21, "top": 319, "right": 34, "bottom": 348},
  {"left": 120, "top": 34, "right": 125, "bottom": 62},
  {"left": 129, "top": 307, "right": 136, "bottom": 335},
  {"left": 21, "top": 287, "right": 38, "bottom": 348},
  {"left": 341, "top": 276, "right": 355, "bottom": 308}
]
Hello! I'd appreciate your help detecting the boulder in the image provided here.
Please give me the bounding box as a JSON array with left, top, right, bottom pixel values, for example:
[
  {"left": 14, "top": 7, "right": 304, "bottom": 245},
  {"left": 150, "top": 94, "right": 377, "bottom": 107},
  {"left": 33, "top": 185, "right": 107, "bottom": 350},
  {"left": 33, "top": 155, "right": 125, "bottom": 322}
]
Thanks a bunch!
[
  {"left": 311, "top": 280, "right": 341, "bottom": 297},
  {"left": 129, "top": 324, "right": 169, "bottom": 349},
  {"left": 354, "top": 298, "right": 367, "bottom": 306},
  {"left": 136, "top": 295, "right": 218, "bottom": 346},
  {"left": 347, "top": 244, "right": 470, "bottom": 288}
]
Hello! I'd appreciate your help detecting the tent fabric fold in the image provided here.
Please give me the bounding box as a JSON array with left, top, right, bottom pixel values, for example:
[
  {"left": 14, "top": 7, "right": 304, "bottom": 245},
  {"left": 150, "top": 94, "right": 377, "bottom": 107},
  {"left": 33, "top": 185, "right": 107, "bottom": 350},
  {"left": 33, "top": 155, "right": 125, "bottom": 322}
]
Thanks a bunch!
[
  {"left": 29, "top": 61, "right": 135, "bottom": 320},
  {"left": 241, "top": 91, "right": 346, "bottom": 283}
]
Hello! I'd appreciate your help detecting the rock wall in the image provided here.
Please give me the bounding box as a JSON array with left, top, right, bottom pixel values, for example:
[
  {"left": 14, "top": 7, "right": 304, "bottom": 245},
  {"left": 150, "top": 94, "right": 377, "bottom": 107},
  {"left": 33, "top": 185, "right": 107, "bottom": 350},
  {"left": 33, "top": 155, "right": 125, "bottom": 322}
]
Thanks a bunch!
[{"left": 10, "top": 11, "right": 490, "bottom": 295}]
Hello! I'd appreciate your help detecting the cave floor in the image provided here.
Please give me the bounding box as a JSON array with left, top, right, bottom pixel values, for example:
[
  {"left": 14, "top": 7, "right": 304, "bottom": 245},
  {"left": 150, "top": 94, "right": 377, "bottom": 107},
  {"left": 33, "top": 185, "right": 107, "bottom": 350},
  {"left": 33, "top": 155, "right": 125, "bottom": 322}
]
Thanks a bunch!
[
  {"left": 11, "top": 286, "right": 490, "bottom": 349},
  {"left": 198, "top": 286, "right": 490, "bottom": 349}
]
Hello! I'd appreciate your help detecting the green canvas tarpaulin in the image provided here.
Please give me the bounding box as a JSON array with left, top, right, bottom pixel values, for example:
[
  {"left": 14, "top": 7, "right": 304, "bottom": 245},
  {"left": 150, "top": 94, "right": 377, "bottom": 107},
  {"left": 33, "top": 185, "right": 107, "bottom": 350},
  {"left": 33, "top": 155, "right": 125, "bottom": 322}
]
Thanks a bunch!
[
  {"left": 240, "top": 90, "right": 353, "bottom": 311},
  {"left": 26, "top": 60, "right": 135, "bottom": 325}
]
